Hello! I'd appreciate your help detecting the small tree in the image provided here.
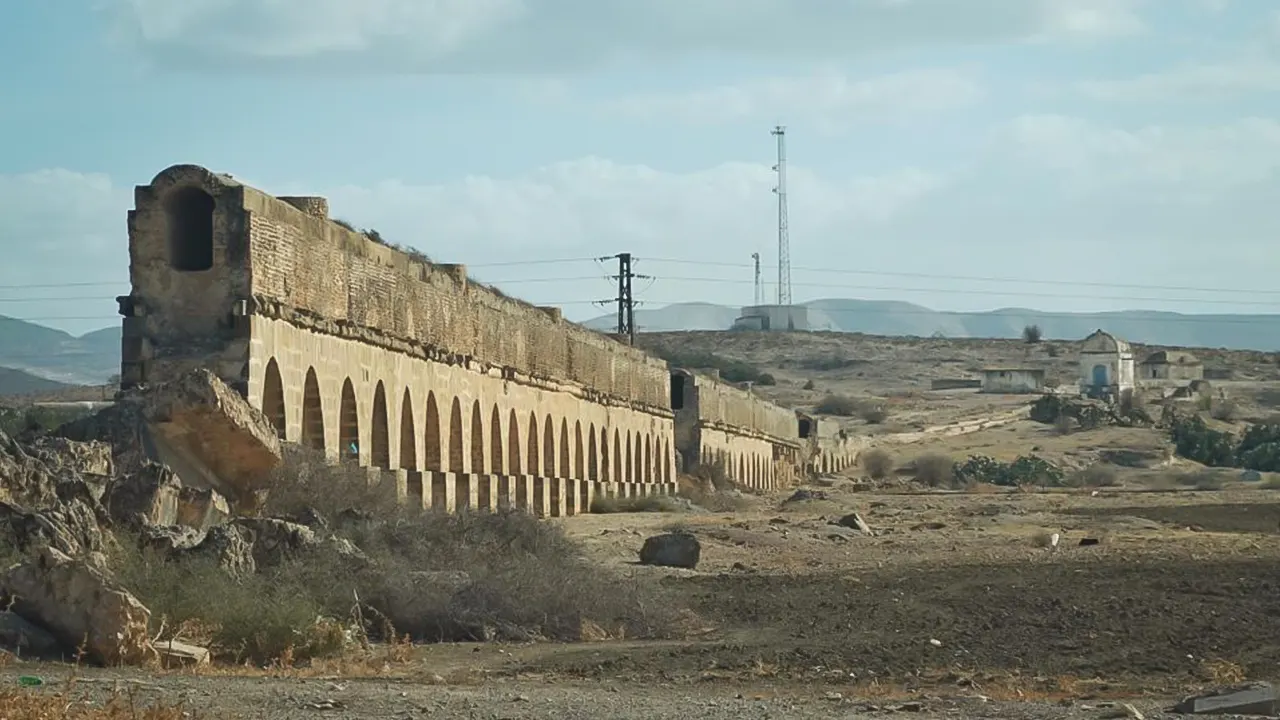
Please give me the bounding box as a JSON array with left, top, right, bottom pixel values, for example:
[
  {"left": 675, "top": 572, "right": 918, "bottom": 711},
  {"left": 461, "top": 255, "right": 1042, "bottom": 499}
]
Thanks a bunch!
[{"left": 1023, "top": 324, "right": 1043, "bottom": 344}]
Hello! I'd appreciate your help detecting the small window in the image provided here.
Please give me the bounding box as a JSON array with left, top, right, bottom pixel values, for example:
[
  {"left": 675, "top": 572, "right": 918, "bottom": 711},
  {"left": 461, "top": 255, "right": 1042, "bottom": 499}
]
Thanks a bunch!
[
  {"left": 798, "top": 417, "right": 813, "bottom": 438},
  {"left": 165, "top": 186, "right": 215, "bottom": 271}
]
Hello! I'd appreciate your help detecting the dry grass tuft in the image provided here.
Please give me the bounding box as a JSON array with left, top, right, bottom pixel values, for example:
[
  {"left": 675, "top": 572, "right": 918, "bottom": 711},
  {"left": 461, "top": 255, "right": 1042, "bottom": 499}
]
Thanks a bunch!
[
  {"left": 0, "top": 680, "right": 193, "bottom": 719},
  {"left": 912, "top": 453, "right": 955, "bottom": 488},
  {"left": 589, "top": 494, "right": 684, "bottom": 514},
  {"left": 861, "top": 448, "right": 894, "bottom": 480}
]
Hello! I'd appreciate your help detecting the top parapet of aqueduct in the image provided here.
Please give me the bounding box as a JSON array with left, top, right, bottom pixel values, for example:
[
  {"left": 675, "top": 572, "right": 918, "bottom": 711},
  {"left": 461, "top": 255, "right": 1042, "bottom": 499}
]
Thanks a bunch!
[{"left": 133, "top": 164, "right": 671, "bottom": 392}]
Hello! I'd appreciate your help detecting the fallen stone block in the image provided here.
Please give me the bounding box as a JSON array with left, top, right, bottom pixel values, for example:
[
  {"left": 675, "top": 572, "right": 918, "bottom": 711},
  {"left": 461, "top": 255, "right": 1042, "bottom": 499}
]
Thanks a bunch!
[
  {"left": 1173, "top": 681, "right": 1277, "bottom": 715},
  {"left": 176, "top": 485, "right": 230, "bottom": 531},
  {"left": 141, "top": 368, "right": 281, "bottom": 510},
  {"left": 0, "top": 546, "right": 157, "bottom": 666},
  {"left": 156, "top": 639, "right": 210, "bottom": 669},
  {"left": 104, "top": 462, "right": 182, "bottom": 528},
  {"left": 836, "top": 512, "right": 872, "bottom": 533},
  {"left": 639, "top": 532, "right": 701, "bottom": 569}
]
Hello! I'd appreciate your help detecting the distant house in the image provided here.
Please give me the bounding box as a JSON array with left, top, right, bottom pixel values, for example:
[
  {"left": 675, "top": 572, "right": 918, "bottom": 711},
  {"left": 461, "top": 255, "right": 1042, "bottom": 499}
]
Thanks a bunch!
[
  {"left": 1139, "top": 350, "right": 1204, "bottom": 382},
  {"left": 1079, "top": 329, "right": 1135, "bottom": 399},
  {"left": 980, "top": 368, "right": 1046, "bottom": 394}
]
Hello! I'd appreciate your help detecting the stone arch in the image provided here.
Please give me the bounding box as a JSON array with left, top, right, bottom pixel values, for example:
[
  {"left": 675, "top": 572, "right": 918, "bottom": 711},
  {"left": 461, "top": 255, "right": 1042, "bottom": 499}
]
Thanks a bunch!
[
  {"left": 633, "top": 434, "right": 643, "bottom": 483},
  {"left": 370, "top": 381, "right": 391, "bottom": 469},
  {"left": 543, "top": 416, "right": 556, "bottom": 478},
  {"left": 644, "top": 435, "right": 652, "bottom": 483},
  {"left": 339, "top": 379, "right": 359, "bottom": 462},
  {"left": 559, "top": 418, "right": 571, "bottom": 479},
  {"left": 738, "top": 455, "right": 746, "bottom": 483},
  {"left": 574, "top": 421, "right": 585, "bottom": 480},
  {"left": 448, "top": 397, "right": 464, "bottom": 472},
  {"left": 599, "top": 428, "right": 610, "bottom": 482},
  {"left": 587, "top": 425, "right": 599, "bottom": 482},
  {"left": 470, "top": 400, "right": 485, "bottom": 473},
  {"left": 613, "top": 430, "right": 623, "bottom": 483},
  {"left": 490, "top": 406, "right": 504, "bottom": 474},
  {"left": 663, "top": 442, "right": 671, "bottom": 482},
  {"left": 508, "top": 410, "right": 522, "bottom": 475},
  {"left": 301, "top": 368, "right": 324, "bottom": 452},
  {"left": 526, "top": 412, "right": 539, "bottom": 476},
  {"left": 399, "top": 389, "right": 416, "bottom": 470},
  {"left": 625, "top": 431, "right": 634, "bottom": 483},
  {"left": 261, "top": 358, "right": 285, "bottom": 439},
  {"left": 164, "top": 186, "right": 215, "bottom": 272},
  {"left": 424, "top": 392, "right": 442, "bottom": 471}
]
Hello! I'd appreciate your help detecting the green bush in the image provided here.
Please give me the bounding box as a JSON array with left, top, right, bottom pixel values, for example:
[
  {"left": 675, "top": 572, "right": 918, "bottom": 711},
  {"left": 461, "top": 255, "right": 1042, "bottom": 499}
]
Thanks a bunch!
[{"left": 953, "top": 454, "right": 1065, "bottom": 487}]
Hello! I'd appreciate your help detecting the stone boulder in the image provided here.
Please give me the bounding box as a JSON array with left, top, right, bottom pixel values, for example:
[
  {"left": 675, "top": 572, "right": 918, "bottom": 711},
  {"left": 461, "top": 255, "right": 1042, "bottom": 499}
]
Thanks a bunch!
[
  {"left": 0, "top": 499, "right": 105, "bottom": 559},
  {"left": 140, "top": 524, "right": 206, "bottom": 554},
  {"left": 0, "top": 431, "right": 60, "bottom": 508},
  {"left": 639, "top": 532, "right": 701, "bottom": 569},
  {"left": 104, "top": 462, "right": 182, "bottom": 528},
  {"left": 232, "top": 517, "right": 367, "bottom": 570},
  {"left": 0, "top": 546, "right": 157, "bottom": 666},
  {"left": 0, "top": 610, "right": 65, "bottom": 660},
  {"left": 176, "top": 485, "right": 230, "bottom": 531},
  {"left": 182, "top": 524, "right": 256, "bottom": 576}
]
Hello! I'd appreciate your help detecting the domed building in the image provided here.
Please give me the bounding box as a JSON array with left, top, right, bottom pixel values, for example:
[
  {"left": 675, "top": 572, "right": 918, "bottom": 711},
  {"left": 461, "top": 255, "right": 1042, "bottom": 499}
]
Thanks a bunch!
[{"left": 1078, "top": 329, "right": 1135, "bottom": 399}]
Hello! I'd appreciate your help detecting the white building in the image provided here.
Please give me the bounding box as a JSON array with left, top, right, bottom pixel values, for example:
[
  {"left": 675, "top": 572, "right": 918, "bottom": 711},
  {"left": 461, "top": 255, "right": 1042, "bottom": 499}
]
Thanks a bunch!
[
  {"left": 1079, "top": 329, "right": 1135, "bottom": 399},
  {"left": 980, "top": 368, "right": 1046, "bottom": 394},
  {"left": 731, "top": 304, "right": 809, "bottom": 332}
]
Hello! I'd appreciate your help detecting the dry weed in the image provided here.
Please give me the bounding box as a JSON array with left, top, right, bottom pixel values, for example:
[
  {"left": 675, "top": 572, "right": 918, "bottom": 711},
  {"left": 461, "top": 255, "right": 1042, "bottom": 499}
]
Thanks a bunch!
[{"left": 0, "top": 679, "right": 192, "bottom": 720}]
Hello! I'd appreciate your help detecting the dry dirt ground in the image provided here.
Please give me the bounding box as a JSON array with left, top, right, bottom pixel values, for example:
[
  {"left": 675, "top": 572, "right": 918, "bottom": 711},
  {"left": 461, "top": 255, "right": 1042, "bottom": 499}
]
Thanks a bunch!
[{"left": 7, "top": 481, "right": 1280, "bottom": 718}]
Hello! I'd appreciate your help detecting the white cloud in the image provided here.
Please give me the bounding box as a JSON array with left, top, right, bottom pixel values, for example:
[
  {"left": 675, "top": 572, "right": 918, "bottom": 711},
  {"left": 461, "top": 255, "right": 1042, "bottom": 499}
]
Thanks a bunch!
[
  {"left": 601, "top": 67, "right": 984, "bottom": 127},
  {"left": 1078, "top": 59, "right": 1280, "bottom": 101},
  {"left": 107, "top": 0, "right": 1147, "bottom": 71},
  {"left": 1002, "top": 114, "right": 1280, "bottom": 193}
]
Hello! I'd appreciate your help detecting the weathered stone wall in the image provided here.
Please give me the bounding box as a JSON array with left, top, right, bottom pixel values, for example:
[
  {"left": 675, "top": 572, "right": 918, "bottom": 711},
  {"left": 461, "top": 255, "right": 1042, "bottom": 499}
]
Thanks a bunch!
[
  {"left": 670, "top": 369, "right": 802, "bottom": 490},
  {"left": 120, "top": 164, "right": 676, "bottom": 494}
]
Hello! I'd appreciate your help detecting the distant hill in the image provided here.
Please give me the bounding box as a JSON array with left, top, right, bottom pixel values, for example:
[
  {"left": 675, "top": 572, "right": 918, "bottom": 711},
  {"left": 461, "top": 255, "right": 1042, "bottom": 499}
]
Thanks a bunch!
[
  {"left": 583, "top": 299, "right": 1280, "bottom": 352},
  {"left": 0, "top": 366, "right": 75, "bottom": 398},
  {"left": 0, "top": 316, "right": 120, "bottom": 385}
]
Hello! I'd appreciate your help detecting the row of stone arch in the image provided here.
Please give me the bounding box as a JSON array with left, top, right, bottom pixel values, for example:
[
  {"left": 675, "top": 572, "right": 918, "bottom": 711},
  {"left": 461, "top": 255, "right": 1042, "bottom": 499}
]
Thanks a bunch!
[
  {"left": 700, "top": 445, "right": 782, "bottom": 489},
  {"left": 261, "top": 359, "right": 672, "bottom": 484}
]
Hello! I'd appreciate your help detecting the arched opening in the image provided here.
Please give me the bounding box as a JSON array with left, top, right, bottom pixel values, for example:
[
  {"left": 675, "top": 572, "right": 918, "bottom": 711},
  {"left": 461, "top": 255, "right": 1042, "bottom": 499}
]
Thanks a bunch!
[
  {"left": 587, "top": 426, "right": 599, "bottom": 482},
  {"left": 490, "top": 406, "right": 504, "bottom": 474},
  {"left": 370, "top": 381, "right": 390, "bottom": 469},
  {"left": 339, "top": 379, "right": 359, "bottom": 463},
  {"left": 644, "top": 436, "right": 652, "bottom": 483},
  {"left": 165, "top": 186, "right": 215, "bottom": 272},
  {"left": 613, "top": 431, "right": 623, "bottom": 483},
  {"left": 399, "top": 389, "right": 416, "bottom": 470},
  {"left": 508, "top": 410, "right": 522, "bottom": 475},
  {"left": 633, "top": 434, "right": 643, "bottom": 483},
  {"left": 559, "top": 418, "right": 571, "bottom": 479},
  {"left": 526, "top": 412, "right": 540, "bottom": 477},
  {"left": 261, "top": 358, "right": 285, "bottom": 439},
  {"left": 663, "top": 443, "right": 671, "bottom": 482},
  {"left": 424, "top": 392, "right": 442, "bottom": 471},
  {"left": 574, "top": 421, "right": 585, "bottom": 480},
  {"left": 625, "top": 432, "right": 634, "bottom": 482},
  {"left": 470, "top": 400, "right": 485, "bottom": 473},
  {"left": 448, "top": 398, "right": 465, "bottom": 472},
  {"left": 301, "top": 368, "right": 324, "bottom": 452},
  {"left": 543, "top": 416, "right": 556, "bottom": 478}
]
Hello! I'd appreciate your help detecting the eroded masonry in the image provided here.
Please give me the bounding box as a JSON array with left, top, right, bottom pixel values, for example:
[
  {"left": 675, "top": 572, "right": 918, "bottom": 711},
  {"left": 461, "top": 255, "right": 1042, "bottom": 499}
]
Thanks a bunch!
[{"left": 118, "top": 164, "right": 856, "bottom": 515}]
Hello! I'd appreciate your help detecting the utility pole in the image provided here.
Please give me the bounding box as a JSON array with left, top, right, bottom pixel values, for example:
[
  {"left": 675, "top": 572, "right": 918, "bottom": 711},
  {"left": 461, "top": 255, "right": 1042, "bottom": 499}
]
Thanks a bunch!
[
  {"left": 751, "top": 252, "right": 763, "bottom": 305},
  {"left": 771, "top": 125, "right": 792, "bottom": 306},
  {"left": 617, "top": 252, "right": 634, "bottom": 343},
  {"left": 596, "top": 253, "right": 649, "bottom": 345}
]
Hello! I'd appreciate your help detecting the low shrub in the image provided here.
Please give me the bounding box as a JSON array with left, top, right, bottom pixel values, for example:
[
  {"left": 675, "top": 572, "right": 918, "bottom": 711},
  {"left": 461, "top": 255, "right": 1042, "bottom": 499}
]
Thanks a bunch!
[
  {"left": 1068, "top": 463, "right": 1119, "bottom": 488},
  {"left": 913, "top": 453, "right": 955, "bottom": 488},
  {"left": 861, "top": 448, "right": 894, "bottom": 480},
  {"left": 815, "top": 395, "right": 859, "bottom": 416}
]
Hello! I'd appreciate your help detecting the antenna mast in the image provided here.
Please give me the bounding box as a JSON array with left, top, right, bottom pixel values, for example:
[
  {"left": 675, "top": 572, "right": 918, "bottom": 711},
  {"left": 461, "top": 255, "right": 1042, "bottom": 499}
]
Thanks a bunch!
[
  {"left": 771, "top": 125, "right": 792, "bottom": 306},
  {"left": 751, "top": 252, "right": 763, "bottom": 305}
]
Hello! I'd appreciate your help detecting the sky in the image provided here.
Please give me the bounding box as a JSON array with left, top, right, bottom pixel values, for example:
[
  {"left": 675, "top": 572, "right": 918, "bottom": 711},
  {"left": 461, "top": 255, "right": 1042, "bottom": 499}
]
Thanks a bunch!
[{"left": 2, "top": 0, "right": 1279, "bottom": 336}]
